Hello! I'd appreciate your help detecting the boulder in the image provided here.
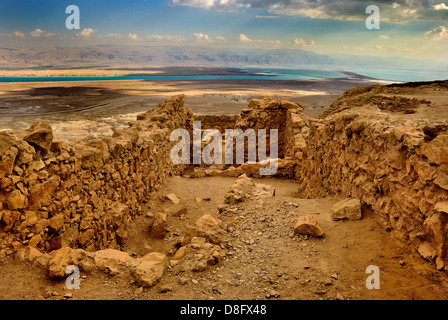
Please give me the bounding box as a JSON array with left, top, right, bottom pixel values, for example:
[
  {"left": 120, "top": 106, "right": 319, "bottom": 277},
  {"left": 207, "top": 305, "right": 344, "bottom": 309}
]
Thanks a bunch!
[
  {"left": 22, "top": 122, "right": 53, "bottom": 153},
  {"left": 131, "top": 252, "right": 168, "bottom": 287},
  {"left": 94, "top": 249, "right": 133, "bottom": 274},
  {"left": 294, "top": 215, "right": 324, "bottom": 237},
  {"left": 47, "top": 247, "right": 89, "bottom": 279},
  {"left": 331, "top": 199, "right": 362, "bottom": 221}
]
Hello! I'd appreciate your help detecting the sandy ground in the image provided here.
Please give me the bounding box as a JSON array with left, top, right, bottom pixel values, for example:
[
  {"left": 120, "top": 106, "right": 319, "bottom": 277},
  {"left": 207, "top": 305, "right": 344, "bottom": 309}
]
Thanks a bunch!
[{"left": 1, "top": 175, "right": 447, "bottom": 300}]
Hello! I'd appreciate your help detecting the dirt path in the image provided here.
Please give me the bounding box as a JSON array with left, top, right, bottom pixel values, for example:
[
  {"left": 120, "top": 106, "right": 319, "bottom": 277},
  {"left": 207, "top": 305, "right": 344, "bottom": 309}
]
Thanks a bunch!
[{"left": 1, "top": 175, "right": 448, "bottom": 300}]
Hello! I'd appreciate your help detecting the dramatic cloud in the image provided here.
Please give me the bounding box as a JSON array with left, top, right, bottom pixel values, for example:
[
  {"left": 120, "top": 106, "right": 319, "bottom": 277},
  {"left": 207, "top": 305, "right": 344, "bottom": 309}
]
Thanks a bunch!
[
  {"left": 172, "top": 0, "right": 448, "bottom": 22},
  {"left": 425, "top": 25, "right": 448, "bottom": 40}
]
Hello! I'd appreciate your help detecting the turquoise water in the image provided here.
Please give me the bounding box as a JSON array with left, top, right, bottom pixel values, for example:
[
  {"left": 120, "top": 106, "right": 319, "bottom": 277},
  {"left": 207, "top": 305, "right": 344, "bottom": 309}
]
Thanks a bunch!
[
  {"left": 0, "top": 69, "right": 347, "bottom": 83},
  {"left": 349, "top": 68, "right": 448, "bottom": 82},
  {"left": 0, "top": 68, "right": 445, "bottom": 83}
]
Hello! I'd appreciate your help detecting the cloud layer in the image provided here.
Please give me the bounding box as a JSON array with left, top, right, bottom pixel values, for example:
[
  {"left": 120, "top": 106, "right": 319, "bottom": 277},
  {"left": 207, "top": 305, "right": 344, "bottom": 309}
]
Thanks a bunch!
[{"left": 172, "top": 0, "right": 448, "bottom": 22}]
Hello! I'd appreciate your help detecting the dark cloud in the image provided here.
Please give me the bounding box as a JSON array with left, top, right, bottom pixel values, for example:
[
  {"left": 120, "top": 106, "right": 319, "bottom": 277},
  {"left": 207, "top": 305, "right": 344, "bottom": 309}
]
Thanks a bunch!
[{"left": 174, "top": 0, "right": 448, "bottom": 22}]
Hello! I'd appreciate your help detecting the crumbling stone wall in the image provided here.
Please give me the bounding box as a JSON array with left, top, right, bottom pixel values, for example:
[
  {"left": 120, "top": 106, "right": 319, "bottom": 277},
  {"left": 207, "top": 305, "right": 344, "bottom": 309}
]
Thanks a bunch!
[
  {"left": 0, "top": 95, "right": 192, "bottom": 254},
  {"left": 293, "top": 107, "right": 448, "bottom": 268}
]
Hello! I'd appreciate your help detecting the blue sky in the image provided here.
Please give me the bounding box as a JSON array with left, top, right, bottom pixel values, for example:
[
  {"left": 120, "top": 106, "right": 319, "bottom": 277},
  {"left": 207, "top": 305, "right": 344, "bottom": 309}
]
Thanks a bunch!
[{"left": 0, "top": 0, "right": 448, "bottom": 62}]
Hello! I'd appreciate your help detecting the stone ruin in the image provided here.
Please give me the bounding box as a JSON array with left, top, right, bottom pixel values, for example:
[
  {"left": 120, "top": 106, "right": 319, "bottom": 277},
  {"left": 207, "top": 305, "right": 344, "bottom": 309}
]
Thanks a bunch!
[{"left": 1, "top": 82, "right": 448, "bottom": 283}]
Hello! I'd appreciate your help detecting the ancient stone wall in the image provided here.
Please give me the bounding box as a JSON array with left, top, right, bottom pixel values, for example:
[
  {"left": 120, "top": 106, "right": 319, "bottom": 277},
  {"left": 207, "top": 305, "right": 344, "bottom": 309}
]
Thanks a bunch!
[
  {"left": 0, "top": 95, "right": 192, "bottom": 254},
  {"left": 293, "top": 106, "right": 448, "bottom": 267}
]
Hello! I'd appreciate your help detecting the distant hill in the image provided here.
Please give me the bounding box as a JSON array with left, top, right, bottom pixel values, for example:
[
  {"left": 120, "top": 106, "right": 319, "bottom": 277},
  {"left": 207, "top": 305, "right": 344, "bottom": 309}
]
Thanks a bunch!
[{"left": 0, "top": 45, "right": 334, "bottom": 69}]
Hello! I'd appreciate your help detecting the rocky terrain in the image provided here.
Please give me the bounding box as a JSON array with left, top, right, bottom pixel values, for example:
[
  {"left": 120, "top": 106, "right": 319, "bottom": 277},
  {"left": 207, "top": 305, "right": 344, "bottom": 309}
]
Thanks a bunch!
[{"left": 0, "top": 80, "right": 447, "bottom": 300}]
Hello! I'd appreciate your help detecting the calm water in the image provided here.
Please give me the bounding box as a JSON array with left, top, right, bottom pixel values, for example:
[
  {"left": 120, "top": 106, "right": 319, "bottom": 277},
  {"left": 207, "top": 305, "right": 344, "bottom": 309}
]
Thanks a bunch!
[
  {"left": 0, "top": 68, "right": 348, "bottom": 83},
  {"left": 0, "top": 67, "right": 445, "bottom": 83}
]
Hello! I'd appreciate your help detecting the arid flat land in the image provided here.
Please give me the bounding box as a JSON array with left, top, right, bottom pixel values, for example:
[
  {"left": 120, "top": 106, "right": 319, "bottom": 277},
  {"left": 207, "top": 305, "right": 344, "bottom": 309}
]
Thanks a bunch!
[{"left": 0, "top": 76, "right": 379, "bottom": 142}]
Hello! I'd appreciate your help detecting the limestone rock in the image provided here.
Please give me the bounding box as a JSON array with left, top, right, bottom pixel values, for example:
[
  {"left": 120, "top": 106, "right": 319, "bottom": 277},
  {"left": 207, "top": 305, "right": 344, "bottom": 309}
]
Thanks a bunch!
[
  {"left": 332, "top": 199, "right": 362, "bottom": 221},
  {"left": 195, "top": 214, "right": 220, "bottom": 230},
  {"left": 94, "top": 249, "right": 133, "bottom": 274},
  {"left": 435, "top": 202, "right": 448, "bottom": 214},
  {"left": 294, "top": 215, "right": 324, "bottom": 237},
  {"left": 22, "top": 122, "right": 54, "bottom": 153},
  {"left": 149, "top": 212, "right": 167, "bottom": 239},
  {"left": 418, "top": 242, "right": 437, "bottom": 261},
  {"left": 47, "top": 247, "right": 89, "bottom": 279},
  {"left": 49, "top": 214, "right": 64, "bottom": 233},
  {"left": 166, "top": 193, "right": 180, "bottom": 205},
  {"left": 173, "top": 246, "right": 187, "bottom": 260},
  {"left": 131, "top": 252, "right": 168, "bottom": 287},
  {"left": 6, "top": 190, "right": 26, "bottom": 210},
  {"left": 224, "top": 174, "right": 256, "bottom": 205}
]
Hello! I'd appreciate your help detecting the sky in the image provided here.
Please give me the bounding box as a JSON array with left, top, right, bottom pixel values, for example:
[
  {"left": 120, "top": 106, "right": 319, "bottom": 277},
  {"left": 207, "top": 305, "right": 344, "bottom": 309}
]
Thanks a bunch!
[{"left": 0, "top": 0, "right": 448, "bottom": 62}]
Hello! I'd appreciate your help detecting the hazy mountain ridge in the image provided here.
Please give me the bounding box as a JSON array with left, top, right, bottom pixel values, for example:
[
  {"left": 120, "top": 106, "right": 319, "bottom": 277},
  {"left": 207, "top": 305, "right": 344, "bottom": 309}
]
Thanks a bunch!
[{"left": 0, "top": 45, "right": 334, "bottom": 69}]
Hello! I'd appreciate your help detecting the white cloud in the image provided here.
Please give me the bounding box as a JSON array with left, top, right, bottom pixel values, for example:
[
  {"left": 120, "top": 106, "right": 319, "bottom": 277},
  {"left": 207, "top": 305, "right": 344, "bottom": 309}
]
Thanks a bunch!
[
  {"left": 98, "top": 33, "right": 122, "bottom": 40},
  {"left": 127, "top": 33, "right": 140, "bottom": 40},
  {"left": 379, "top": 35, "right": 389, "bottom": 39},
  {"left": 14, "top": 31, "right": 24, "bottom": 38},
  {"left": 30, "top": 28, "right": 57, "bottom": 38},
  {"left": 238, "top": 33, "right": 252, "bottom": 43},
  {"left": 172, "top": 0, "right": 216, "bottom": 9},
  {"left": 30, "top": 28, "right": 44, "bottom": 38},
  {"left": 433, "top": 3, "right": 448, "bottom": 10},
  {"left": 146, "top": 34, "right": 185, "bottom": 41},
  {"left": 291, "top": 37, "right": 315, "bottom": 49},
  {"left": 425, "top": 25, "right": 448, "bottom": 40},
  {"left": 215, "top": 35, "right": 226, "bottom": 41},
  {"left": 194, "top": 33, "right": 211, "bottom": 41},
  {"left": 77, "top": 28, "right": 97, "bottom": 38}
]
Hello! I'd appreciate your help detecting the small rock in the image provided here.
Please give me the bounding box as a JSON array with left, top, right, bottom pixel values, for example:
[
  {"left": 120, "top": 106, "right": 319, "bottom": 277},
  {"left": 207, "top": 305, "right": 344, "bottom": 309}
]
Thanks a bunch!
[
  {"left": 332, "top": 198, "right": 362, "bottom": 221},
  {"left": 418, "top": 241, "right": 436, "bottom": 261},
  {"left": 159, "top": 285, "right": 173, "bottom": 293},
  {"left": 436, "top": 256, "right": 445, "bottom": 271},
  {"left": 166, "top": 193, "right": 180, "bottom": 205},
  {"left": 134, "top": 287, "right": 143, "bottom": 295},
  {"left": 336, "top": 293, "right": 345, "bottom": 300},
  {"left": 63, "top": 292, "right": 73, "bottom": 299},
  {"left": 178, "top": 277, "right": 188, "bottom": 285},
  {"left": 330, "top": 273, "right": 339, "bottom": 280},
  {"left": 294, "top": 215, "right": 324, "bottom": 237},
  {"left": 266, "top": 290, "right": 280, "bottom": 298}
]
